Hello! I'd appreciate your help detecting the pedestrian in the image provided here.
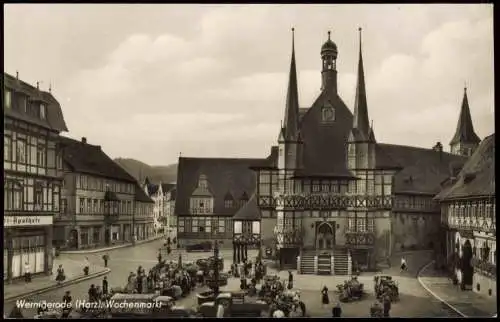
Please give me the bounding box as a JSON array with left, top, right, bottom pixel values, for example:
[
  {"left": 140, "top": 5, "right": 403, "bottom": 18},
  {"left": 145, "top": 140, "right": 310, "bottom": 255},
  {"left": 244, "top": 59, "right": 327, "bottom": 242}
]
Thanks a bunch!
[
  {"left": 56, "top": 264, "right": 66, "bottom": 284},
  {"left": 288, "top": 271, "right": 294, "bottom": 290},
  {"left": 158, "top": 249, "right": 163, "bottom": 264},
  {"left": 62, "top": 291, "right": 72, "bottom": 318},
  {"left": 383, "top": 294, "right": 391, "bottom": 317},
  {"left": 24, "top": 262, "right": 31, "bottom": 283},
  {"left": 83, "top": 257, "right": 90, "bottom": 276},
  {"left": 167, "top": 237, "right": 171, "bottom": 245},
  {"left": 400, "top": 257, "right": 407, "bottom": 272},
  {"left": 102, "top": 254, "right": 109, "bottom": 267},
  {"left": 102, "top": 276, "right": 109, "bottom": 296},
  {"left": 137, "top": 272, "right": 143, "bottom": 294},
  {"left": 88, "top": 284, "right": 98, "bottom": 302},
  {"left": 332, "top": 302, "right": 342, "bottom": 317},
  {"left": 321, "top": 285, "right": 330, "bottom": 308}
]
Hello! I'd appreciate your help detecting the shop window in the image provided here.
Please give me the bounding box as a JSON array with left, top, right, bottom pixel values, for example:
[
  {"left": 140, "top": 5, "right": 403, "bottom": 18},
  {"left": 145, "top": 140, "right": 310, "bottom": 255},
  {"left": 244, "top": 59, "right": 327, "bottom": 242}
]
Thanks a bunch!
[
  {"left": 93, "top": 228, "right": 101, "bottom": 243},
  {"left": 80, "top": 228, "right": 89, "bottom": 246}
]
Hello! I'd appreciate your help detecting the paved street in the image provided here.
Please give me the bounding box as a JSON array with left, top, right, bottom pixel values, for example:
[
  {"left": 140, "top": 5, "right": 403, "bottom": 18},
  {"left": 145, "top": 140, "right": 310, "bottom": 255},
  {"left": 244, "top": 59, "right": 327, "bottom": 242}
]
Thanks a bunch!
[{"left": 3, "top": 242, "right": 467, "bottom": 318}]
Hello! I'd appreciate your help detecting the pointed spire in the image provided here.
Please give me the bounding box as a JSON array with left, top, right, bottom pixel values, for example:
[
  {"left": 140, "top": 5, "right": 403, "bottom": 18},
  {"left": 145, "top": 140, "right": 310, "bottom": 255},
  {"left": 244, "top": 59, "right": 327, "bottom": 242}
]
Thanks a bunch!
[
  {"left": 368, "top": 120, "right": 376, "bottom": 142},
  {"left": 352, "top": 27, "right": 370, "bottom": 141},
  {"left": 449, "top": 86, "right": 480, "bottom": 145},
  {"left": 283, "top": 27, "right": 300, "bottom": 141},
  {"left": 16, "top": 71, "right": 19, "bottom": 80}
]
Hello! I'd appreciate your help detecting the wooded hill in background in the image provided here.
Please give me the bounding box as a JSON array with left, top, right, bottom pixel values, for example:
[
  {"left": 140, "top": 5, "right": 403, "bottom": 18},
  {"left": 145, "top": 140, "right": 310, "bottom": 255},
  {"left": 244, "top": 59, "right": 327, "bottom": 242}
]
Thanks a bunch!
[{"left": 114, "top": 158, "right": 178, "bottom": 184}]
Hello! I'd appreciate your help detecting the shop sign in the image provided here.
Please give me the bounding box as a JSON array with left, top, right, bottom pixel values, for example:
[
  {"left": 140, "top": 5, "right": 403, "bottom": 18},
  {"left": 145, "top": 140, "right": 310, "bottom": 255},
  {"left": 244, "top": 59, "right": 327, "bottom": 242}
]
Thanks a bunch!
[{"left": 4, "top": 216, "right": 53, "bottom": 227}]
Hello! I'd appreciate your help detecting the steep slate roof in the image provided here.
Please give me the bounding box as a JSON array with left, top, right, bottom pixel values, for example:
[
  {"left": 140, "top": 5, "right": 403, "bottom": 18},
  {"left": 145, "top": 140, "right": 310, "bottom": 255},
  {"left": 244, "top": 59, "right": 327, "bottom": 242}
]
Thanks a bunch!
[
  {"left": 175, "top": 157, "right": 266, "bottom": 215},
  {"left": 135, "top": 183, "right": 155, "bottom": 203},
  {"left": 378, "top": 143, "right": 468, "bottom": 195},
  {"left": 351, "top": 28, "right": 371, "bottom": 142},
  {"left": 233, "top": 194, "right": 261, "bottom": 221},
  {"left": 296, "top": 91, "right": 355, "bottom": 178},
  {"left": 146, "top": 182, "right": 176, "bottom": 196},
  {"left": 449, "top": 88, "right": 481, "bottom": 146},
  {"left": 282, "top": 29, "right": 300, "bottom": 142},
  {"left": 4, "top": 73, "right": 68, "bottom": 132},
  {"left": 436, "top": 134, "right": 495, "bottom": 200},
  {"left": 59, "top": 136, "right": 137, "bottom": 183},
  {"left": 146, "top": 184, "right": 159, "bottom": 196}
]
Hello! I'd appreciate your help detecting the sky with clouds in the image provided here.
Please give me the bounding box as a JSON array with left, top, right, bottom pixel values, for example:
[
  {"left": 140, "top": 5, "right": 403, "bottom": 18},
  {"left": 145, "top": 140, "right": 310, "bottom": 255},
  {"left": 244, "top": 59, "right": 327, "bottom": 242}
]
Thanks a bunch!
[{"left": 4, "top": 4, "right": 494, "bottom": 165}]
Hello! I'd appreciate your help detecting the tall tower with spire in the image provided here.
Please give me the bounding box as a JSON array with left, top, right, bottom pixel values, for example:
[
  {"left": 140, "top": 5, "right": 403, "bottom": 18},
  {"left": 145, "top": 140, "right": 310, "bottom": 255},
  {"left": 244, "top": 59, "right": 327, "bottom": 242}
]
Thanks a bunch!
[
  {"left": 347, "top": 28, "right": 376, "bottom": 171},
  {"left": 449, "top": 86, "right": 481, "bottom": 156},
  {"left": 278, "top": 28, "right": 303, "bottom": 174},
  {"left": 321, "top": 31, "right": 338, "bottom": 94}
]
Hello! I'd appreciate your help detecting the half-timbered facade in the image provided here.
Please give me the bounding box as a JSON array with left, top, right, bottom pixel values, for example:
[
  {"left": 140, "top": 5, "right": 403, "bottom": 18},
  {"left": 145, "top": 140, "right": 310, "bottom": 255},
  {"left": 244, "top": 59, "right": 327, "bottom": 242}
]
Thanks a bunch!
[
  {"left": 143, "top": 179, "right": 176, "bottom": 237},
  {"left": 435, "top": 134, "right": 495, "bottom": 297},
  {"left": 134, "top": 183, "right": 155, "bottom": 241},
  {"left": 252, "top": 29, "right": 471, "bottom": 273},
  {"left": 175, "top": 157, "right": 267, "bottom": 248},
  {"left": 54, "top": 136, "right": 137, "bottom": 250},
  {"left": 4, "top": 72, "right": 68, "bottom": 281}
]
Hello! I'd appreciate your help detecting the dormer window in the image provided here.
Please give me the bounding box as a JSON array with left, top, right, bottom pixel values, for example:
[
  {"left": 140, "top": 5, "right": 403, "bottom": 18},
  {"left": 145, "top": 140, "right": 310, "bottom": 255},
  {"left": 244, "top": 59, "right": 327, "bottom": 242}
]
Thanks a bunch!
[
  {"left": 40, "top": 104, "right": 46, "bottom": 120},
  {"left": 225, "top": 199, "right": 233, "bottom": 208},
  {"left": 5, "top": 90, "right": 12, "bottom": 109},
  {"left": 198, "top": 174, "right": 208, "bottom": 190},
  {"left": 321, "top": 102, "right": 335, "bottom": 123}
]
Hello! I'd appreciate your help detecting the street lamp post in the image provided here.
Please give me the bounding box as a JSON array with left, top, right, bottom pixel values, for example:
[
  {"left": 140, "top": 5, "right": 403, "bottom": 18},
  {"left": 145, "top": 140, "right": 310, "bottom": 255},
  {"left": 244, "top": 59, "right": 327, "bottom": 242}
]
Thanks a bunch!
[{"left": 212, "top": 229, "right": 220, "bottom": 295}]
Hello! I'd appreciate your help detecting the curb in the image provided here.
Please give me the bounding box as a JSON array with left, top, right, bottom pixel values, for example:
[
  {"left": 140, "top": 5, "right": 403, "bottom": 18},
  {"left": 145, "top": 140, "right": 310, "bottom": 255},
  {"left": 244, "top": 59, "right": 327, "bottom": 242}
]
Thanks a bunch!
[
  {"left": 416, "top": 260, "right": 466, "bottom": 317},
  {"left": 5, "top": 268, "right": 111, "bottom": 302},
  {"left": 60, "top": 236, "right": 163, "bottom": 254}
]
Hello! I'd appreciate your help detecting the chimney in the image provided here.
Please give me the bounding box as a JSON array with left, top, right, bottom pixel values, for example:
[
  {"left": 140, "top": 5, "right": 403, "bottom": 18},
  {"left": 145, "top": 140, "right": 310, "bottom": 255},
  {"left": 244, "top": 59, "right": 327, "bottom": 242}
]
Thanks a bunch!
[
  {"left": 81, "top": 137, "right": 87, "bottom": 144},
  {"left": 36, "top": 81, "right": 39, "bottom": 90},
  {"left": 16, "top": 71, "right": 19, "bottom": 80}
]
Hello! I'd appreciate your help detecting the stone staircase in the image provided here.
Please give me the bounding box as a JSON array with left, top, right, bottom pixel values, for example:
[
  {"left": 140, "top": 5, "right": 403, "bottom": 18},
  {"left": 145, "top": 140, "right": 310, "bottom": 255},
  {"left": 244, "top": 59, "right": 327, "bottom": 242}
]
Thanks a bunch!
[
  {"left": 317, "top": 254, "right": 332, "bottom": 275},
  {"left": 299, "top": 250, "right": 316, "bottom": 275},
  {"left": 333, "top": 248, "right": 350, "bottom": 275}
]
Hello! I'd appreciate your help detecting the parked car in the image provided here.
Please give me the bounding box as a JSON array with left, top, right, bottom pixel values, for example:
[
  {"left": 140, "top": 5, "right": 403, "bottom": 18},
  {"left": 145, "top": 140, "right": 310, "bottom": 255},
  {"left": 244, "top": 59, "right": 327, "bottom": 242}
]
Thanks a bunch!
[{"left": 186, "top": 241, "right": 213, "bottom": 252}]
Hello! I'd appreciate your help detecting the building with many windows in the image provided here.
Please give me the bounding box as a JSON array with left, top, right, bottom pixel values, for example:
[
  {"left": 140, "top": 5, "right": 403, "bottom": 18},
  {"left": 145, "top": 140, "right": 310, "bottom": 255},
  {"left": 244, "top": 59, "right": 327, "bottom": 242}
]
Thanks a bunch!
[
  {"left": 175, "top": 157, "right": 270, "bottom": 248},
  {"left": 250, "top": 29, "right": 476, "bottom": 274},
  {"left": 435, "top": 134, "right": 495, "bottom": 297},
  {"left": 3, "top": 72, "right": 68, "bottom": 281},
  {"left": 134, "top": 183, "right": 155, "bottom": 241},
  {"left": 54, "top": 136, "right": 138, "bottom": 250},
  {"left": 143, "top": 179, "right": 176, "bottom": 237}
]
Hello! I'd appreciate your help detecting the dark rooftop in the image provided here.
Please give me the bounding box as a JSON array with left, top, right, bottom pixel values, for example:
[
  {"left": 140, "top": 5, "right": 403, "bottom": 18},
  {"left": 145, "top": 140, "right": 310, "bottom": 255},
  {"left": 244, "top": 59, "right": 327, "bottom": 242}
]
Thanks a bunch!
[
  {"left": 233, "top": 194, "right": 261, "bottom": 221},
  {"left": 4, "top": 73, "right": 68, "bottom": 132},
  {"left": 436, "top": 134, "right": 495, "bottom": 200},
  {"left": 59, "top": 136, "right": 137, "bottom": 183},
  {"left": 175, "top": 157, "right": 267, "bottom": 215},
  {"left": 135, "top": 184, "right": 154, "bottom": 203}
]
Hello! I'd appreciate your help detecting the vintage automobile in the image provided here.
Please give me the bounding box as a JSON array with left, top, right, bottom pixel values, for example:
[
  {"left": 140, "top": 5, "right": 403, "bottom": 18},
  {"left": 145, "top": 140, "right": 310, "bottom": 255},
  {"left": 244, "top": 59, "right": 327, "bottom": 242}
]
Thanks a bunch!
[
  {"left": 197, "top": 292, "right": 269, "bottom": 317},
  {"left": 196, "top": 256, "right": 224, "bottom": 272},
  {"left": 374, "top": 275, "right": 399, "bottom": 302},
  {"left": 186, "top": 241, "right": 213, "bottom": 252},
  {"left": 336, "top": 276, "right": 366, "bottom": 303}
]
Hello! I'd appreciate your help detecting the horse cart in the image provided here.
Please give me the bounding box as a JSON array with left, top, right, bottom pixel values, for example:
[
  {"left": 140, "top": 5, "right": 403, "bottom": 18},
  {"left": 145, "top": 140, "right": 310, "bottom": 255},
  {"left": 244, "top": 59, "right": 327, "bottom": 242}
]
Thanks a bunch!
[
  {"left": 336, "top": 276, "right": 366, "bottom": 302},
  {"left": 374, "top": 275, "right": 399, "bottom": 302}
]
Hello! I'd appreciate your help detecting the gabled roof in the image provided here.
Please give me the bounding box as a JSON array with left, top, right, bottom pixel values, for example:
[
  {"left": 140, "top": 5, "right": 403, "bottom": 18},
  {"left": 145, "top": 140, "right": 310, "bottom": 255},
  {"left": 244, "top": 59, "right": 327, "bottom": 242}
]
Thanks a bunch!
[
  {"left": 4, "top": 73, "right": 68, "bottom": 132},
  {"left": 162, "top": 183, "right": 176, "bottom": 193},
  {"left": 377, "top": 143, "right": 468, "bottom": 195},
  {"left": 145, "top": 182, "right": 176, "bottom": 196},
  {"left": 59, "top": 136, "right": 137, "bottom": 183},
  {"left": 175, "top": 157, "right": 266, "bottom": 215},
  {"left": 298, "top": 90, "right": 355, "bottom": 178},
  {"left": 449, "top": 88, "right": 481, "bottom": 146},
  {"left": 135, "top": 183, "right": 154, "bottom": 203},
  {"left": 146, "top": 183, "right": 159, "bottom": 196},
  {"left": 233, "top": 194, "right": 261, "bottom": 221},
  {"left": 436, "top": 134, "right": 495, "bottom": 200}
]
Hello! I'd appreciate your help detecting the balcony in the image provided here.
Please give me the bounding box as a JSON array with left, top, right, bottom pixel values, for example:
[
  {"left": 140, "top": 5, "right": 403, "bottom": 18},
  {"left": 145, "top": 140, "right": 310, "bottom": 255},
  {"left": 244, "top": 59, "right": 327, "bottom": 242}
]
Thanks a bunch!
[
  {"left": 274, "top": 227, "right": 303, "bottom": 247},
  {"left": 446, "top": 216, "right": 496, "bottom": 234},
  {"left": 233, "top": 232, "right": 261, "bottom": 245},
  {"left": 345, "top": 231, "right": 375, "bottom": 248},
  {"left": 259, "top": 193, "right": 393, "bottom": 210},
  {"left": 472, "top": 258, "right": 497, "bottom": 279}
]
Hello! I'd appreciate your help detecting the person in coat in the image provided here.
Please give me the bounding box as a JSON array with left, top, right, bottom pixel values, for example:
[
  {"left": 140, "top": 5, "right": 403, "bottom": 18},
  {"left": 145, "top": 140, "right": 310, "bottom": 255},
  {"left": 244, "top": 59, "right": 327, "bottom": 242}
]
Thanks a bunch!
[
  {"left": 102, "top": 276, "right": 109, "bottom": 296},
  {"left": 321, "top": 286, "right": 330, "bottom": 308},
  {"left": 56, "top": 264, "right": 66, "bottom": 284},
  {"left": 288, "top": 271, "right": 294, "bottom": 290},
  {"left": 383, "top": 294, "right": 391, "bottom": 317},
  {"left": 332, "top": 302, "right": 342, "bottom": 317}
]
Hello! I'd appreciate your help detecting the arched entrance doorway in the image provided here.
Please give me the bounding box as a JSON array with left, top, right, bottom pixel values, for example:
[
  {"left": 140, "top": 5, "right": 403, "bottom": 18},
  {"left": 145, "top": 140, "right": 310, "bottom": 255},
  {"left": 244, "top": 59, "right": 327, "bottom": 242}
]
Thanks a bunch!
[
  {"left": 316, "top": 222, "right": 334, "bottom": 250},
  {"left": 69, "top": 229, "right": 79, "bottom": 249},
  {"left": 461, "top": 239, "right": 473, "bottom": 290}
]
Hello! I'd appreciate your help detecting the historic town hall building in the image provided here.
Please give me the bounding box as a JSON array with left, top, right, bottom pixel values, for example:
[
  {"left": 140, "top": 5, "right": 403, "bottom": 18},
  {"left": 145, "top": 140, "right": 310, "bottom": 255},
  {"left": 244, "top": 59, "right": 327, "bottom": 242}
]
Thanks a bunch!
[
  {"left": 176, "top": 28, "right": 490, "bottom": 278},
  {"left": 251, "top": 28, "right": 482, "bottom": 275}
]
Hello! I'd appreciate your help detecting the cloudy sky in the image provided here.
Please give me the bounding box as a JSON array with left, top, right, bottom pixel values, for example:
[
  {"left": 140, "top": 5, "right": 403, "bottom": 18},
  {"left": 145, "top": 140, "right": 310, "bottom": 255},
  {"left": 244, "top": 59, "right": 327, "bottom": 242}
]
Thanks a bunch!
[{"left": 4, "top": 4, "right": 494, "bottom": 166}]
